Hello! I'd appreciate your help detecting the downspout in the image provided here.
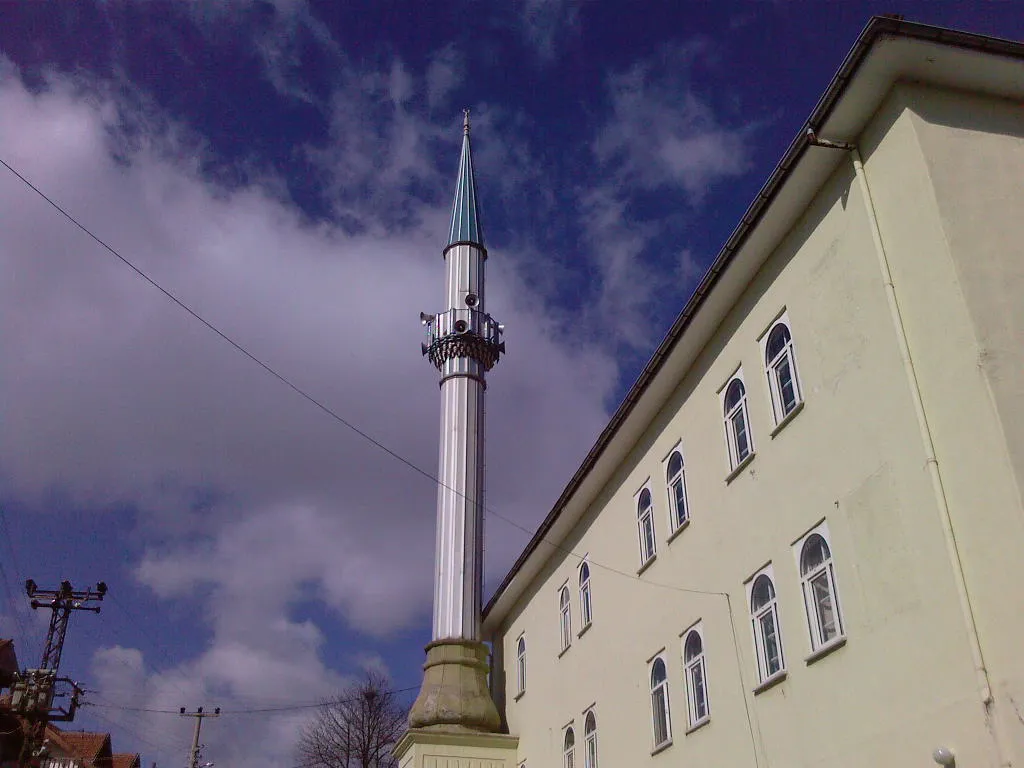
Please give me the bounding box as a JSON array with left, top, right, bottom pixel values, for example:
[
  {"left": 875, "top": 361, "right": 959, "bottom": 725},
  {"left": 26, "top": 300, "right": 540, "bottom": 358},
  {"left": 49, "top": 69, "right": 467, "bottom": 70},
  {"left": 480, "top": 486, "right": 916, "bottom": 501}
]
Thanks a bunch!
[{"left": 807, "top": 128, "right": 1011, "bottom": 767}]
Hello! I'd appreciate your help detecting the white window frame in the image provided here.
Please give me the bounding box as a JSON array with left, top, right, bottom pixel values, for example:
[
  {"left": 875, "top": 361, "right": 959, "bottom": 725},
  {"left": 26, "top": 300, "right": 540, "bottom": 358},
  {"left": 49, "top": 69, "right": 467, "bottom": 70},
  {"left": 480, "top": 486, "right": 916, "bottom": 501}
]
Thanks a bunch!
[
  {"left": 583, "top": 709, "right": 598, "bottom": 768},
  {"left": 563, "top": 726, "right": 576, "bottom": 768},
  {"left": 664, "top": 445, "right": 689, "bottom": 533},
  {"left": 649, "top": 655, "right": 673, "bottom": 749},
  {"left": 681, "top": 623, "right": 710, "bottom": 728},
  {"left": 579, "top": 560, "right": 593, "bottom": 628},
  {"left": 719, "top": 370, "right": 754, "bottom": 472},
  {"left": 758, "top": 311, "right": 803, "bottom": 426},
  {"left": 793, "top": 521, "right": 844, "bottom": 652},
  {"left": 746, "top": 564, "right": 785, "bottom": 683},
  {"left": 515, "top": 633, "right": 526, "bottom": 696},
  {"left": 558, "top": 584, "right": 572, "bottom": 652},
  {"left": 636, "top": 485, "right": 657, "bottom": 566}
]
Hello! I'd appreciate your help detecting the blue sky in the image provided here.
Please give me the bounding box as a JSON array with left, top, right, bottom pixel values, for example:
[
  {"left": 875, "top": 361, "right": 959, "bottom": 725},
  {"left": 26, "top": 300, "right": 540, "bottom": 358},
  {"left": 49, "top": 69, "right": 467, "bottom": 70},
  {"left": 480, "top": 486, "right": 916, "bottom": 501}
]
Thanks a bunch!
[{"left": 1, "top": 2, "right": 1022, "bottom": 766}]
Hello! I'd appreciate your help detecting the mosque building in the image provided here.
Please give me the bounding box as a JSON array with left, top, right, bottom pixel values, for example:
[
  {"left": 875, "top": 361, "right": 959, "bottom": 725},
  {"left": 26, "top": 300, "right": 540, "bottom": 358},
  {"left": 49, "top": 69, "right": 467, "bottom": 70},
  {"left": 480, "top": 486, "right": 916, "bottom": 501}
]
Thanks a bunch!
[{"left": 401, "top": 15, "right": 1024, "bottom": 768}]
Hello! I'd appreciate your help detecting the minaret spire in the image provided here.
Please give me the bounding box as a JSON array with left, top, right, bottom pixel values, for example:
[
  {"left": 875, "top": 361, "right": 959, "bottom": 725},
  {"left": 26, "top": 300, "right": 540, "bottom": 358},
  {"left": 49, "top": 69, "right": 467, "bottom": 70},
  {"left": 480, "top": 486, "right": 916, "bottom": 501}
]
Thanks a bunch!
[
  {"left": 408, "top": 115, "right": 505, "bottom": 734},
  {"left": 447, "top": 108, "right": 484, "bottom": 248}
]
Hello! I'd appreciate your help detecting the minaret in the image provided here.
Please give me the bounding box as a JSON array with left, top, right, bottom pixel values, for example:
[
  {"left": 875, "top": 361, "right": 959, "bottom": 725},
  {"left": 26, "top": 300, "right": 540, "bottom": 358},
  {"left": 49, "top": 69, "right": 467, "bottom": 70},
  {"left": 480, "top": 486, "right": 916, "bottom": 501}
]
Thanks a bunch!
[{"left": 408, "top": 111, "right": 504, "bottom": 733}]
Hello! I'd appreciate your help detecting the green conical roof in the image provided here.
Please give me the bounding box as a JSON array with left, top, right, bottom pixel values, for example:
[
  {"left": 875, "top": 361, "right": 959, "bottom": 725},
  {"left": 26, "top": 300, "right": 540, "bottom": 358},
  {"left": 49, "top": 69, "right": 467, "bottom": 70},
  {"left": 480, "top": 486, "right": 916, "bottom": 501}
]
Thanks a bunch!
[{"left": 447, "top": 111, "right": 484, "bottom": 247}]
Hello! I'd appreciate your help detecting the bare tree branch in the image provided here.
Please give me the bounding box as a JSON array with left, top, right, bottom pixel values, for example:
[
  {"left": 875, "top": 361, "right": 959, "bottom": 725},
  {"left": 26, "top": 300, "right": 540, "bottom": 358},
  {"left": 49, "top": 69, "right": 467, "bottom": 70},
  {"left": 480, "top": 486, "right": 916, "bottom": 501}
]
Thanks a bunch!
[{"left": 295, "top": 672, "right": 409, "bottom": 768}]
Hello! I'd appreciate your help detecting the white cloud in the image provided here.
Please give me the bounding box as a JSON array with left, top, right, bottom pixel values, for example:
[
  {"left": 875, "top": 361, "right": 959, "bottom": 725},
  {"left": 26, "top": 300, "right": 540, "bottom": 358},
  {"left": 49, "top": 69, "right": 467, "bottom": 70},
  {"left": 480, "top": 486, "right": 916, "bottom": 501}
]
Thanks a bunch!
[
  {"left": 305, "top": 57, "right": 451, "bottom": 230},
  {"left": 676, "top": 247, "right": 704, "bottom": 284},
  {"left": 388, "top": 60, "right": 414, "bottom": 107},
  {"left": 516, "top": 0, "right": 581, "bottom": 63},
  {"left": 425, "top": 46, "right": 463, "bottom": 112},
  {"left": 594, "top": 42, "right": 752, "bottom": 199},
  {"left": 90, "top": 641, "right": 346, "bottom": 767},
  {"left": 0, "top": 62, "right": 615, "bottom": 768},
  {"left": 570, "top": 42, "right": 755, "bottom": 351},
  {"left": 187, "top": 0, "right": 343, "bottom": 105},
  {"left": 573, "top": 185, "right": 661, "bottom": 349}
]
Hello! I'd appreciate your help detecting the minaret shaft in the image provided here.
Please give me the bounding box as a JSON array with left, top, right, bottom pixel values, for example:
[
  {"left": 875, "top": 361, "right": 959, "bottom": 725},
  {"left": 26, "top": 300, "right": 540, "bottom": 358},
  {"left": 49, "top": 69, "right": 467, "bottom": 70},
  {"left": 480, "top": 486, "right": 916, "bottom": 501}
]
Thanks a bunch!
[
  {"left": 433, "top": 242, "right": 487, "bottom": 640},
  {"left": 433, "top": 371, "right": 485, "bottom": 639}
]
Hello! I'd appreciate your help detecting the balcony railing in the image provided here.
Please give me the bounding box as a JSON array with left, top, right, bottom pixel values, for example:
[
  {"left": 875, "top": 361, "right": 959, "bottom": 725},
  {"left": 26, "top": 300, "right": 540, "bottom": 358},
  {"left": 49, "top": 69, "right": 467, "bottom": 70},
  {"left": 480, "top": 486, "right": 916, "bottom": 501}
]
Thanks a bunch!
[{"left": 421, "top": 308, "right": 504, "bottom": 371}]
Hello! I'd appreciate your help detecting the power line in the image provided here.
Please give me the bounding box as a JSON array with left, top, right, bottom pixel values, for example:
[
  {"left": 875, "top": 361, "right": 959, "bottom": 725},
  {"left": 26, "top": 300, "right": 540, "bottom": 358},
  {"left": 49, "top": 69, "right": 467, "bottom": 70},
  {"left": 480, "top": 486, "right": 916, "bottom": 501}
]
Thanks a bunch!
[
  {"left": 223, "top": 685, "right": 420, "bottom": 715},
  {"left": 0, "top": 156, "right": 438, "bottom": 489},
  {"left": 0, "top": 156, "right": 725, "bottom": 605},
  {"left": 82, "top": 701, "right": 183, "bottom": 756},
  {"left": 0, "top": 559, "right": 31, "bottom": 657},
  {"left": 0, "top": 506, "right": 46, "bottom": 660},
  {"left": 84, "top": 685, "right": 420, "bottom": 716}
]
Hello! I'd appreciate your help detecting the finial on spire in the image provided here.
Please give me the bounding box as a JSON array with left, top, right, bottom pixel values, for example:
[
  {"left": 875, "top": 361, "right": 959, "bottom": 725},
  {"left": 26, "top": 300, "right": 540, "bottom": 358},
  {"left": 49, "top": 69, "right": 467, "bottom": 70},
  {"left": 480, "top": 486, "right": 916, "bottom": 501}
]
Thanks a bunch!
[{"left": 463, "top": 109, "right": 470, "bottom": 135}]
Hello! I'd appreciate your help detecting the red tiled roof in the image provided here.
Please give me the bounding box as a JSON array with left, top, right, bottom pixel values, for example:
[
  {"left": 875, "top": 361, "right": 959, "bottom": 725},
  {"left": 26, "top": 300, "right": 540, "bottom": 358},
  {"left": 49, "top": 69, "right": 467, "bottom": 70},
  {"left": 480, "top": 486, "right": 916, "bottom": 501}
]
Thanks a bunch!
[
  {"left": 46, "top": 729, "right": 110, "bottom": 762},
  {"left": 112, "top": 754, "right": 141, "bottom": 768}
]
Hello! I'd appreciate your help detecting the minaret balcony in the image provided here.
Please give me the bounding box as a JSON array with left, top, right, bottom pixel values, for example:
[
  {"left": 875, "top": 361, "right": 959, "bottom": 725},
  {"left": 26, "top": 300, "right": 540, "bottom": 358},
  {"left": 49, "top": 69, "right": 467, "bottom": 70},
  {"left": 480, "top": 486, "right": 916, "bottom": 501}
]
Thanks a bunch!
[{"left": 421, "top": 308, "right": 505, "bottom": 371}]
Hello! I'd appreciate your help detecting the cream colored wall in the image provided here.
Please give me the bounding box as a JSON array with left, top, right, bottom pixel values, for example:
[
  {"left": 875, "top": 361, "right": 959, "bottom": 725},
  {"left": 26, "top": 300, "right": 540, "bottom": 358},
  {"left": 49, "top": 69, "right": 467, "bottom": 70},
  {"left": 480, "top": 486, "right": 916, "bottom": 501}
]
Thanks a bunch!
[
  {"left": 863, "top": 82, "right": 1024, "bottom": 765},
  {"left": 489, "top": 85, "right": 1022, "bottom": 768}
]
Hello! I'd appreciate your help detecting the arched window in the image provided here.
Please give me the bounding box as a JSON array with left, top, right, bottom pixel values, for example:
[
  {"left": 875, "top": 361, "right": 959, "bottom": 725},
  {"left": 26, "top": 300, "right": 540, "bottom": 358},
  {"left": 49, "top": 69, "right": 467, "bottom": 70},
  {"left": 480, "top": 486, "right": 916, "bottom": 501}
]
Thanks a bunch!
[
  {"left": 683, "top": 628, "right": 709, "bottom": 726},
  {"left": 559, "top": 586, "right": 572, "bottom": 652},
  {"left": 563, "top": 727, "right": 575, "bottom": 768},
  {"left": 516, "top": 635, "right": 526, "bottom": 695},
  {"left": 637, "top": 488, "right": 656, "bottom": 565},
  {"left": 723, "top": 377, "right": 753, "bottom": 470},
  {"left": 800, "top": 532, "right": 843, "bottom": 649},
  {"left": 666, "top": 450, "right": 688, "bottom": 531},
  {"left": 764, "top": 321, "right": 801, "bottom": 423},
  {"left": 579, "top": 561, "right": 593, "bottom": 628},
  {"left": 650, "top": 657, "right": 672, "bottom": 748},
  {"left": 750, "top": 572, "right": 784, "bottom": 682},
  {"left": 584, "top": 711, "right": 598, "bottom": 768}
]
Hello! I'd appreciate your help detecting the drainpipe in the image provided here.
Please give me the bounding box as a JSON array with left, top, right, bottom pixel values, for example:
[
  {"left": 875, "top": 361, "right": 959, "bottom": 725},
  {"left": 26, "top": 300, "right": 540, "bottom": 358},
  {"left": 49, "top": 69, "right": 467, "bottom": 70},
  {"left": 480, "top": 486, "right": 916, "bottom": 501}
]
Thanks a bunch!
[{"left": 806, "top": 128, "right": 1011, "bottom": 767}]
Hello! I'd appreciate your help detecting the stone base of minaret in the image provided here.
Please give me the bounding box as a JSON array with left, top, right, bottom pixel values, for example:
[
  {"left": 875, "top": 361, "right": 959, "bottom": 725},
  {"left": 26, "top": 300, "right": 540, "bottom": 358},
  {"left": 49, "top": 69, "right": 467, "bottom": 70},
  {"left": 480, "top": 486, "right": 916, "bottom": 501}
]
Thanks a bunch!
[
  {"left": 396, "top": 640, "right": 517, "bottom": 768},
  {"left": 407, "top": 640, "right": 501, "bottom": 732}
]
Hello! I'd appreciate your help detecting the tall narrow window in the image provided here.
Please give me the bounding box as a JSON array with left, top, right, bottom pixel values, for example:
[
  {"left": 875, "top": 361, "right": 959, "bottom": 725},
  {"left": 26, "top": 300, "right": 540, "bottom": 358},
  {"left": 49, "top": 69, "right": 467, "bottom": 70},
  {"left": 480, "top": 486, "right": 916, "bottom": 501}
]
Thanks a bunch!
[
  {"left": 650, "top": 657, "right": 672, "bottom": 748},
  {"left": 584, "top": 711, "right": 598, "bottom": 768},
  {"left": 800, "top": 532, "right": 843, "bottom": 649},
  {"left": 516, "top": 635, "right": 526, "bottom": 695},
  {"left": 579, "top": 562, "right": 593, "bottom": 628},
  {"left": 666, "top": 450, "right": 688, "bottom": 531},
  {"left": 683, "top": 628, "right": 709, "bottom": 726},
  {"left": 637, "top": 488, "right": 656, "bottom": 565},
  {"left": 559, "top": 586, "right": 572, "bottom": 652},
  {"left": 750, "top": 572, "right": 785, "bottom": 682},
  {"left": 764, "top": 321, "right": 802, "bottom": 423},
  {"left": 723, "top": 377, "right": 753, "bottom": 470},
  {"left": 563, "top": 727, "right": 575, "bottom": 768}
]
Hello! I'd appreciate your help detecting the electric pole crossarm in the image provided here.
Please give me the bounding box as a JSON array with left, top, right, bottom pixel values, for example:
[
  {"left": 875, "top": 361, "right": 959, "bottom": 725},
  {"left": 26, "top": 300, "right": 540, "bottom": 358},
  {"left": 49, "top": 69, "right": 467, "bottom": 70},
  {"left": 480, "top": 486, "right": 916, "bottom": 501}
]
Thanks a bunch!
[
  {"left": 180, "top": 707, "right": 220, "bottom": 768},
  {"left": 25, "top": 580, "right": 108, "bottom": 671}
]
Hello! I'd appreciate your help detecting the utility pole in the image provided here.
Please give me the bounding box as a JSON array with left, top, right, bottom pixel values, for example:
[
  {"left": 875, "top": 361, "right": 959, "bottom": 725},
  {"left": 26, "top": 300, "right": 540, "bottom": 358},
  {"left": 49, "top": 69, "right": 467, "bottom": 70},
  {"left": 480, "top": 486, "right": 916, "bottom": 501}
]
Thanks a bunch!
[
  {"left": 13, "top": 580, "right": 107, "bottom": 768},
  {"left": 179, "top": 707, "right": 219, "bottom": 768}
]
